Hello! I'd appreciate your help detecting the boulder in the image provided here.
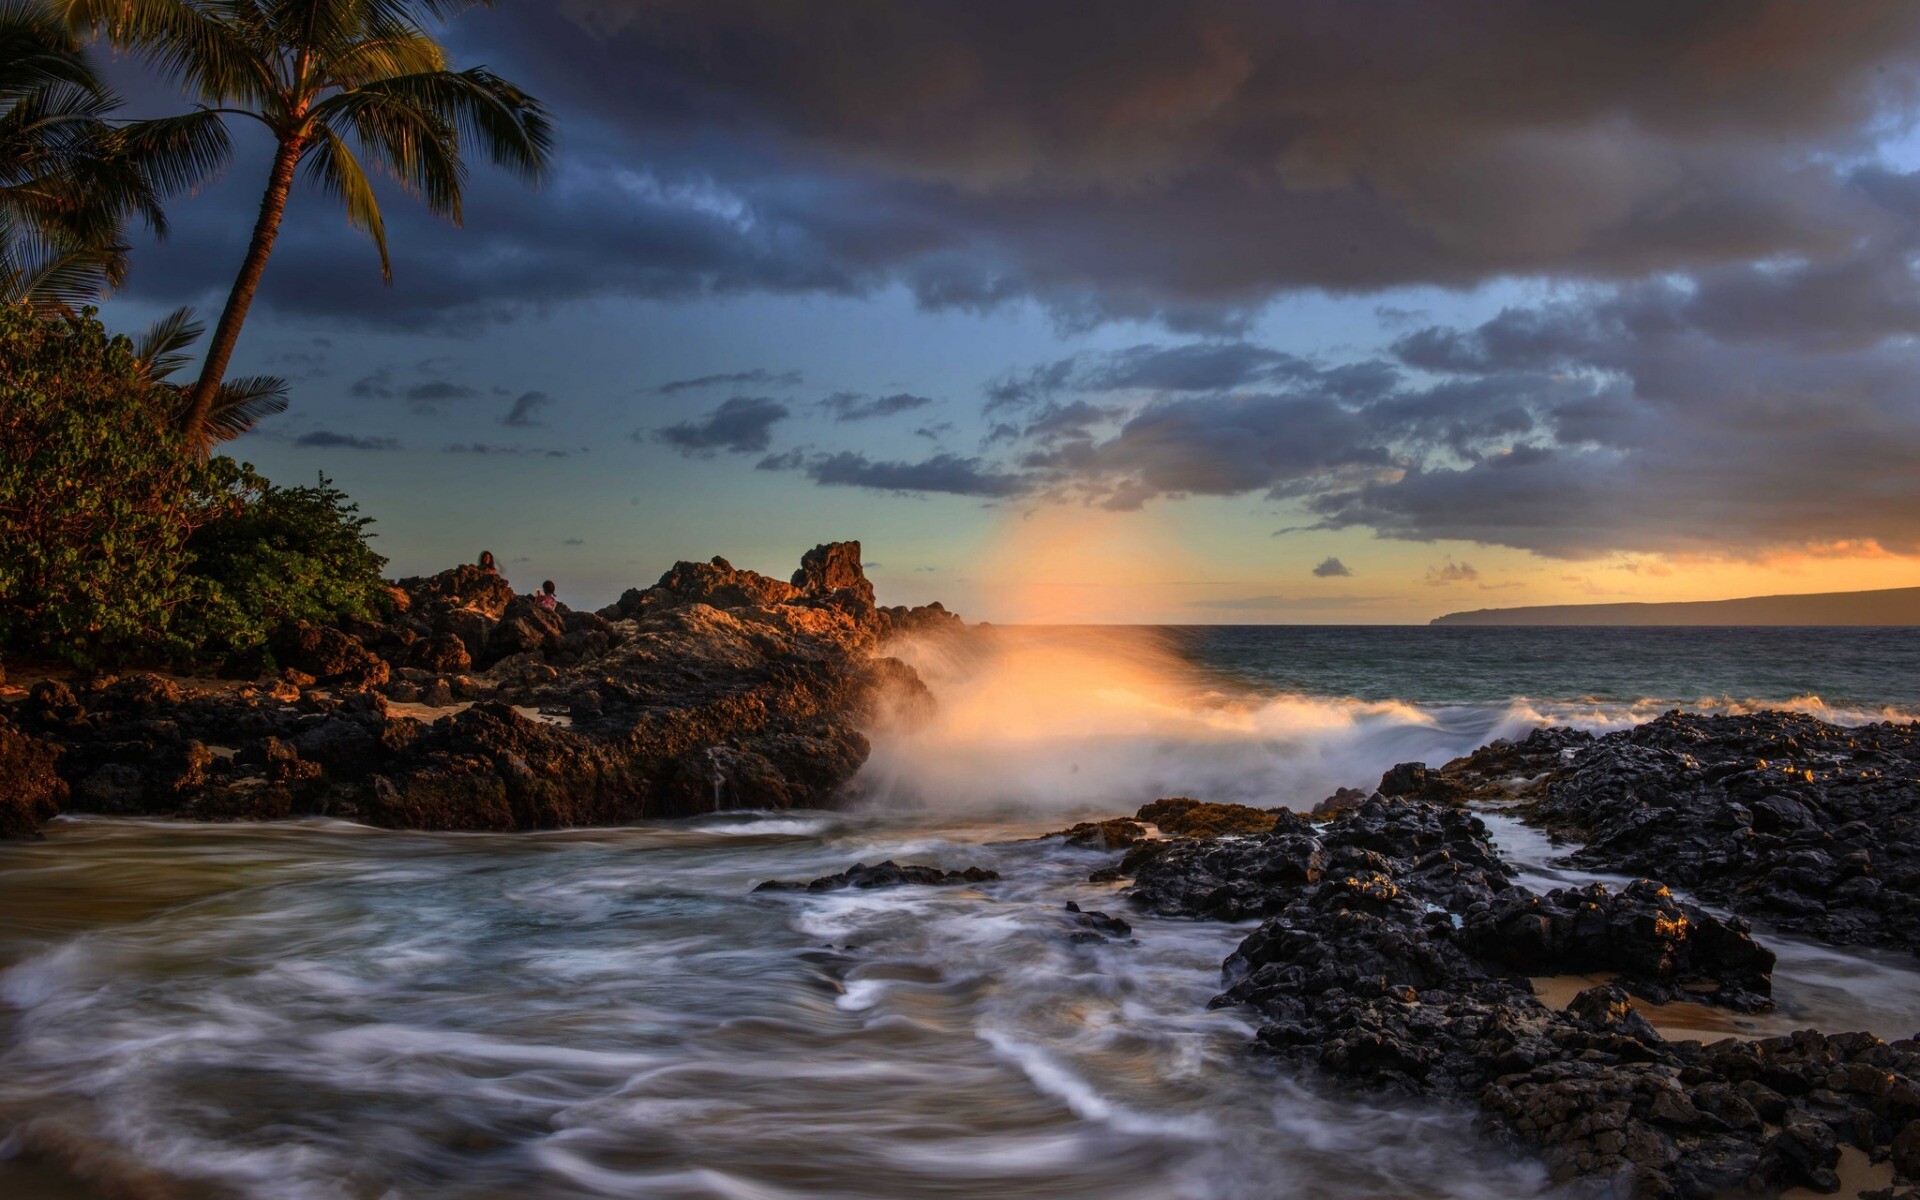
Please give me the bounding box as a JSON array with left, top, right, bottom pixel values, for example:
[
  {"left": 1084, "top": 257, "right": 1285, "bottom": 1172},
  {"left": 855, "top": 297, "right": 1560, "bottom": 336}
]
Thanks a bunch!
[{"left": 0, "top": 724, "right": 66, "bottom": 837}]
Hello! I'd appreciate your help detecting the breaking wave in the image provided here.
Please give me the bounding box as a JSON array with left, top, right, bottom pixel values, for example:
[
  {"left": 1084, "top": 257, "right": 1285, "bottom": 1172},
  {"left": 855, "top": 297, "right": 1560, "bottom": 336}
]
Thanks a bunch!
[{"left": 858, "top": 626, "right": 1919, "bottom": 815}]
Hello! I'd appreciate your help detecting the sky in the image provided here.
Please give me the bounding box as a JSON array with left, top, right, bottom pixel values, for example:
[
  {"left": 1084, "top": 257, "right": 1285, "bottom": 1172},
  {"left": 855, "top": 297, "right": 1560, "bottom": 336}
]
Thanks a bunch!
[{"left": 89, "top": 0, "right": 1920, "bottom": 623}]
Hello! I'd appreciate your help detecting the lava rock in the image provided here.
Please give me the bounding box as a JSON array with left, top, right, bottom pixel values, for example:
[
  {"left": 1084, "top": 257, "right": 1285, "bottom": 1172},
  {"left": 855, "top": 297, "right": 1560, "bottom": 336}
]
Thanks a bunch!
[{"left": 753, "top": 860, "right": 1001, "bottom": 892}]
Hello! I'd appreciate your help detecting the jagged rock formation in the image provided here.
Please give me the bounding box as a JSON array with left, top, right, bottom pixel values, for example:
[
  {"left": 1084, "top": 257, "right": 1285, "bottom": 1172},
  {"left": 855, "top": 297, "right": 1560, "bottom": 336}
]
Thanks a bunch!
[
  {"left": 1, "top": 542, "right": 957, "bottom": 834},
  {"left": 1093, "top": 795, "right": 1919, "bottom": 1199},
  {"left": 1438, "top": 712, "right": 1920, "bottom": 956}
]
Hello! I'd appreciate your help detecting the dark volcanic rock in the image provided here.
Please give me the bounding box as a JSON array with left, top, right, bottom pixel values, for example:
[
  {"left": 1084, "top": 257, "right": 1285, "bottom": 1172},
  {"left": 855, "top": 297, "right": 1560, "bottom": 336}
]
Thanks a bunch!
[
  {"left": 1063, "top": 900, "right": 1132, "bottom": 941},
  {"left": 271, "top": 621, "right": 389, "bottom": 688},
  {"left": 0, "top": 722, "right": 66, "bottom": 837},
  {"left": 15, "top": 543, "right": 956, "bottom": 831},
  {"left": 1115, "top": 795, "right": 1920, "bottom": 1199},
  {"left": 1448, "top": 712, "right": 1920, "bottom": 955},
  {"left": 753, "top": 860, "right": 999, "bottom": 892},
  {"left": 1050, "top": 818, "right": 1151, "bottom": 848}
]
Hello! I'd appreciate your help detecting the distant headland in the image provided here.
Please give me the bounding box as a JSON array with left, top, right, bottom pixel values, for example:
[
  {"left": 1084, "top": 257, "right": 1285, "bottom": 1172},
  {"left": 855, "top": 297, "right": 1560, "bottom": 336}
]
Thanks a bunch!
[{"left": 1431, "top": 585, "right": 1920, "bottom": 627}]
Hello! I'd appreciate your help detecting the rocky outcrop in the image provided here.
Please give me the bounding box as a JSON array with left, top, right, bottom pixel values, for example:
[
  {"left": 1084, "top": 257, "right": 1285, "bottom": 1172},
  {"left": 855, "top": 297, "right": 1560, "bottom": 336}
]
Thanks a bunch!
[
  {"left": 753, "top": 860, "right": 999, "bottom": 892},
  {"left": 1094, "top": 795, "right": 1916, "bottom": 1199},
  {"left": 0, "top": 721, "right": 66, "bottom": 837},
  {"left": 1440, "top": 712, "right": 1920, "bottom": 956},
  {"left": 7, "top": 543, "right": 953, "bottom": 831}
]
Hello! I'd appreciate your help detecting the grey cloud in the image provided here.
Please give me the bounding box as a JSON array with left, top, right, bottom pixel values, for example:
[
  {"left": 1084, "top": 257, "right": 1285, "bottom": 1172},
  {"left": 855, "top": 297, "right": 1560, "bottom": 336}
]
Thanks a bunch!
[
  {"left": 444, "top": 443, "right": 574, "bottom": 457},
  {"left": 801, "top": 451, "right": 1026, "bottom": 498},
  {"left": 651, "top": 368, "right": 802, "bottom": 395},
  {"left": 295, "top": 431, "right": 400, "bottom": 450},
  {"left": 1312, "top": 557, "right": 1353, "bottom": 578},
  {"left": 407, "top": 380, "right": 479, "bottom": 409},
  {"left": 819, "top": 391, "right": 937, "bottom": 422},
  {"left": 650, "top": 396, "right": 790, "bottom": 455},
  {"left": 503, "top": 390, "right": 555, "bottom": 427},
  {"left": 1426, "top": 562, "right": 1481, "bottom": 585}
]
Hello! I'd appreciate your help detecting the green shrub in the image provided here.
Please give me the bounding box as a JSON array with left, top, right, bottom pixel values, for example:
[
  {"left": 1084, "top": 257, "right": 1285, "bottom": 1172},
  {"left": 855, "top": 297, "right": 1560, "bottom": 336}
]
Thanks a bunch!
[
  {"left": 0, "top": 303, "right": 389, "bottom": 669},
  {"left": 175, "top": 460, "right": 390, "bottom": 659},
  {"left": 0, "top": 304, "right": 201, "bottom": 664}
]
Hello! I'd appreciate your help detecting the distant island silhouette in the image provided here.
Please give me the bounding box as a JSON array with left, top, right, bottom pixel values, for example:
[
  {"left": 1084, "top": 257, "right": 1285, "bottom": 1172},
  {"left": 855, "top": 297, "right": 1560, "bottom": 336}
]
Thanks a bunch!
[{"left": 1431, "top": 586, "right": 1920, "bottom": 626}]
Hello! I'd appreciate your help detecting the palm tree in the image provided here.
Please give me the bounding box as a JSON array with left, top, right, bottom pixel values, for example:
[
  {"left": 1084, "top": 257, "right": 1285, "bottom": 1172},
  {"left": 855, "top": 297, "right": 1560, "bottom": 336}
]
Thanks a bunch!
[
  {"left": 1, "top": 0, "right": 224, "bottom": 307},
  {"left": 137, "top": 304, "right": 289, "bottom": 442},
  {"left": 62, "top": 0, "right": 554, "bottom": 453}
]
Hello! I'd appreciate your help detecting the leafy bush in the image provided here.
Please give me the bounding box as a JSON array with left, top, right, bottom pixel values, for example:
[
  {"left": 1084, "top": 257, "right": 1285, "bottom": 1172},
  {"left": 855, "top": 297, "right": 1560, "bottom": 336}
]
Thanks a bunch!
[
  {"left": 175, "top": 460, "right": 390, "bottom": 659},
  {"left": 0, "top": 303, "right": 201, "bottom": 664},
  {"left": 0, "top": 304, "right": 387, "bottom": 668}
]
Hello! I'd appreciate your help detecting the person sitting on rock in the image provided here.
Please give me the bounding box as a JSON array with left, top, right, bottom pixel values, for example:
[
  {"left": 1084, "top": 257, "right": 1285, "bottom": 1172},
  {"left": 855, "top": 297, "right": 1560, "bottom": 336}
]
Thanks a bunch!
[
  {"left": 536, "top": 580, "right": 559, "bottom": 612},
  {"left": 478, "top": 550, "right": 497, "bottom": 572}
]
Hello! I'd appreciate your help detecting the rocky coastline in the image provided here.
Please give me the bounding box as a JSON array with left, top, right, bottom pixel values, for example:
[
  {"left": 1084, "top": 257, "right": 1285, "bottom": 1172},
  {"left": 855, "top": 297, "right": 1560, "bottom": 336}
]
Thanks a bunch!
[
  {"left": 0, "top": 541, "right": 958, "bottom": 835},
  {"left": 1045, "top": 709, "right": 1920, "bottom": 1199},
  {"left": 6, "top": 581, "right": 1918, "bottom": 1198}
]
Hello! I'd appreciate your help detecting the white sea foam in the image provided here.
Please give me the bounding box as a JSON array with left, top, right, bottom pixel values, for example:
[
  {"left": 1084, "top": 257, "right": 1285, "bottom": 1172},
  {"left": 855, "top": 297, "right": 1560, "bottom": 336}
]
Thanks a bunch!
[{"left": 858, "top": 626, "right": 1918, "bottom": 815}]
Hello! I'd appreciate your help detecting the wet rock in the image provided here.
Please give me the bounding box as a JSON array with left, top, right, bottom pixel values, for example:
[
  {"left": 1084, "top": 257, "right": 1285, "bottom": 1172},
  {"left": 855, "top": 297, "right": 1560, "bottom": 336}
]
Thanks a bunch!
[
  {"left": 1463, "top": 878, "right": 1776, "bottom": 1009},
  {"left": 1135, "top": 797, "right": 1283, "bottom": 838},
  {"left": 1050, "top": 818, "right": 1151, "bottom": 848},
  {"left": 1564, "top": 984, "right": 1662, "bottom": 1044},
  {"left": 1312, "top": 786, "right": 1374, "bottom": 818},
  {"left": 1450, "top": 712, "right": 1920, "bottom": 955},
  {"left": 1124, "top": 792, "right": 1920, "bottom": 1200},
  {"left": 1064, "top": 900, "right": 1132, "bottom": 941},
  {"left": 752, "top": 860, "right": 1000, "bottom": 893},
  {"left": 0, "top": 723, "right": 66, "bottom": 837}
]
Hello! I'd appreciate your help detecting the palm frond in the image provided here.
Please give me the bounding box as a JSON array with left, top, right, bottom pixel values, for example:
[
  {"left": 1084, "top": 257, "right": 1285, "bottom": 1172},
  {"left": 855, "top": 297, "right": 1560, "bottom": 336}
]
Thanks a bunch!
[
  {"left": 135, "top": 304, "right": 202, "bottom": 378},
  {"left": 204, "top": 372, "right": 289, "bottom": 441},
  {"left": 301, "top": 125, "right": 389, "bottom": 276}
]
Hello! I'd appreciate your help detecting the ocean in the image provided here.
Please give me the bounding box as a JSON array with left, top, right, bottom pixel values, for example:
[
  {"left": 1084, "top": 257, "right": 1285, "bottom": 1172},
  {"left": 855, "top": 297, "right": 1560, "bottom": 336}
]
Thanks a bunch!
[{"left": 1, "top": 626, "right": 1917, "bottom": 1198}]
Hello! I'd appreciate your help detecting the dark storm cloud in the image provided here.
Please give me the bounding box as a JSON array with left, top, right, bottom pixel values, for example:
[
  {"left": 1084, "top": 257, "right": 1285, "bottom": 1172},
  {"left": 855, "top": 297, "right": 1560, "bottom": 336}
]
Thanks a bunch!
[
  {"left": 475, "top": 0, "right": 1920, "bottom": 327},
  {"left": 649, "top": 396, "right": 790, "bottom": 455},
  {"left": 502, "top": 390, "right": 556, "bottom": 427},
  {"left": 118, "top": 3, "right": 1920, "bottom": 332},
  {"left": 294, "top": 431, "right": 400, "bottom": 450},
  {"left": 650, "top": 368, "right": 803, "bottom": 395},
  {"left": 818, "top": 391, "right": 937, "bottom": 422},
  {"left": 801, "top": 452, "right": 1026, "bottom": 498},
  {"left": 1312, "top": 557, "right": 1352, "bottom": 578}
]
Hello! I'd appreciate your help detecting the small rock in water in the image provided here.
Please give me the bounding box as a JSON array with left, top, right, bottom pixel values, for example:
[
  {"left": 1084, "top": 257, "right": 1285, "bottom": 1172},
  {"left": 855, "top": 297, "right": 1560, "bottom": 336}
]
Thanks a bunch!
[
  {"left": 1049, "top": 818, "right": 1150, "bottom": 848},
  {"left": 752, "top": 860, "right": 1000, "bottom": 893},
  {"left": 1063, "top": 900, "right": 1132, "bottom": 941},
  {"left": 1135, "top": 797, "right": 1282, "bottom": 837}
]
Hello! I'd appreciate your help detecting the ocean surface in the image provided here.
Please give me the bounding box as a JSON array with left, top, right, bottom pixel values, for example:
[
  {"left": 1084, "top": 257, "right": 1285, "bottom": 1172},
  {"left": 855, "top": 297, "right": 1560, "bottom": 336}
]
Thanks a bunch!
[{"left": 3, "top": 626, "right": 1918, "bottom": 1198}]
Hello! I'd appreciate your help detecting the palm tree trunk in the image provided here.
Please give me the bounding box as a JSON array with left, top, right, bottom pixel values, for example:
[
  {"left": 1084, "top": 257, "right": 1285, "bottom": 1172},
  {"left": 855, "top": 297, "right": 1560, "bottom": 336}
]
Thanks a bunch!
[{"left": 184, "top": 135, "right": 304, "bottom": 455}]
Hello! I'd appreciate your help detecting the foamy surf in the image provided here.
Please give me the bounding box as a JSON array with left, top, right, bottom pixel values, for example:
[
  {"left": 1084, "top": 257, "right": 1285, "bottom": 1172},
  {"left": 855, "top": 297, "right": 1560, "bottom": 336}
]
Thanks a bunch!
[{"left": 858, "top": 625, "right": 1919, "bottom": 814}]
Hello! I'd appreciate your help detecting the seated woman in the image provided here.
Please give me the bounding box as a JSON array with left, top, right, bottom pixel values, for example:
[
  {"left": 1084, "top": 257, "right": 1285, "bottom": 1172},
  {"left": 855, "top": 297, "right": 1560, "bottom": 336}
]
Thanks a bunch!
[
  {"left": 535, "top": 580, "right": 559, "bottom": 612},
  {"left": 478, "top": 550, "right": 497, "bottom": 573}
]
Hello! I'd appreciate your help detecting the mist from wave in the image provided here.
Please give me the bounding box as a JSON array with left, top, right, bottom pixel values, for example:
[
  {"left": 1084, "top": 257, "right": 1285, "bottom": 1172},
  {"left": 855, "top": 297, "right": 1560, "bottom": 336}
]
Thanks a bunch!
[{"left": 858, "top": 625, "right": 1920, "bottom": 815}]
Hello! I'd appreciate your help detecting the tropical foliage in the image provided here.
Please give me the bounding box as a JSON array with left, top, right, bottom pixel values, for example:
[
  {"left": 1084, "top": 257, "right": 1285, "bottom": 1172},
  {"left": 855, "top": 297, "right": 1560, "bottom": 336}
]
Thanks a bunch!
[
  {"left": 136, "top": 305, "right": 289, "bottom": 443},
  {"left": 62, "top": 0, "right": 554, "bottom": 450},
  {"left": 0, "top": 0, "right": 225, "bottom": 308},
  {"left": 174, "top": 459, "right": 389, "bottom": 662},
  {"left": 0, "top": 303, "right": 384, "bottom": 667}
]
